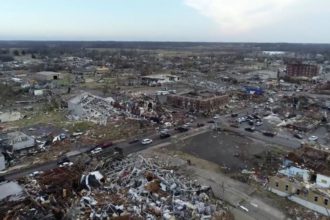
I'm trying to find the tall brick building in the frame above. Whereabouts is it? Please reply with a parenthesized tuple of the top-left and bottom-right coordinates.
(166, 91, 229, 113)
(286, 63, 319, 78)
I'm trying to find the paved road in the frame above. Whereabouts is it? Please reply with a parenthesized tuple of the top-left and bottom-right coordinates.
(1, 124, 208, 180)
(1, 111, 302, 181)
(215, 115, 302, 149)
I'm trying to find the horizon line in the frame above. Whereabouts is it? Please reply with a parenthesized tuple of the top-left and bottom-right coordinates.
(0, 40, 329, 45)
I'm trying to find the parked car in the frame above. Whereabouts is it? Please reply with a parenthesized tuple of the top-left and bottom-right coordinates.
(237, 116, 247, 123)
(0, 176, 5, 182)
(255, 120, 263, 126)
(245, 127, 255, 132)
(160, 133, 171, 139)
(129, 139, 139, 144)
(207, 120, 215, 124)
(231, 113, 238, 118)
(308, 135, 318, 141)
(160, 129, 169, 134)
(262, 131, 276, 137)
(197, 123, 205, 127)
(29, 171, 44, 177)
(91, 147, 102, 155)
(141, 139, 153, 145)
(248, 120, 254, 126)
(96, 141, 113, 149)
(183, 122, 192, 128)
(164, 122, 172, 128)
(59, 162, 74, 167)
(247, 115, 254, 120)
(57, 156, 70, 165)
(213, 114, 220, 119)
(294, 133, 303, 139)
(176, 127, 189, 132)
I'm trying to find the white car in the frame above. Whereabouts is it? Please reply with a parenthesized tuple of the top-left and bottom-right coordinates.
(160, 128, 169, 134)
(91, 147, 102, 155)
(308, 136, 318, 141)
(164, 122, 172, 128)
(141, 139, 153, 145)
(29, 171, 44, 177)
(59, 162, 74, 167)
(213, 114, 220, 119)
(183, 122, 192, 128)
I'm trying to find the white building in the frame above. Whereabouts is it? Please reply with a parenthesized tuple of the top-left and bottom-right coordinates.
(141, 74, 180, 86)
(316, 173, 330, 188)
(35, 71, 62, 81)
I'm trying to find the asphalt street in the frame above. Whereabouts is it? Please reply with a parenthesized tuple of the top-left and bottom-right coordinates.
(1, 113, 302, 180)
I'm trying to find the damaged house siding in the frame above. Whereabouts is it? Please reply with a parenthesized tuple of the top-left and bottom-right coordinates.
(4, 132, 36, 153)
(269, 176, 330, 216)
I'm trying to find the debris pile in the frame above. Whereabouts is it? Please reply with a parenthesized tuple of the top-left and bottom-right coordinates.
(68, 92, 118, 125)
(88, 155, 230, 219)
(0, 155, 232, 220)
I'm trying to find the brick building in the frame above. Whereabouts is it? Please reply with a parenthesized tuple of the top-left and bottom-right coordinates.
(166, 91, 229, 113)
(286, 63, 319, 78)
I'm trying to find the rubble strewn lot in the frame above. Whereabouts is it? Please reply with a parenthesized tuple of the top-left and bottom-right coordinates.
(173, 130, 283, 175)
(1, 42, 330, 219)
(0, 154, 233, 220)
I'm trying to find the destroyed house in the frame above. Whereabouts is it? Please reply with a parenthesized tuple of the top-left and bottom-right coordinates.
(68, 92, 116, 125)
(0, 131, 35, 153)
(268, 148, 330, 216)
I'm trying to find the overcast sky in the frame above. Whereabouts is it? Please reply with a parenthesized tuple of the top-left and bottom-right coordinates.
(1, 0, 329, 43)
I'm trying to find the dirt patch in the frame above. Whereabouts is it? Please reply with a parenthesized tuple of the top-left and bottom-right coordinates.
(169, 130, 281, 173)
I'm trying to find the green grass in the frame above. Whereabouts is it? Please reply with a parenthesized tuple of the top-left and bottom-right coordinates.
(9, 110, 67, 128)
(66, 121, 94, 133)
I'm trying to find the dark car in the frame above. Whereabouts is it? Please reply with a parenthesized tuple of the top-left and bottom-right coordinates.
(0, 175, 6, 182)
(160, 133, 171, 139)
(247, 115, 254, 120)
(294, 133, 303, 139)
(207, 120, 215, 124)
(248, 120, 254, 126)
(231, 113, 238, 118)
(96, 141, 113, 149)
(129, 139, 139, 144)
(245, 127, 255, 132)
(263, 131, 276, 137)
(176, 127, 189, 132)
(57, 156, 70, 165)
(197, 123, 205, 127)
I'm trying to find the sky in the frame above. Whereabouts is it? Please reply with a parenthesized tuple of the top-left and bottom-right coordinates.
(0, 0, 330, 43)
